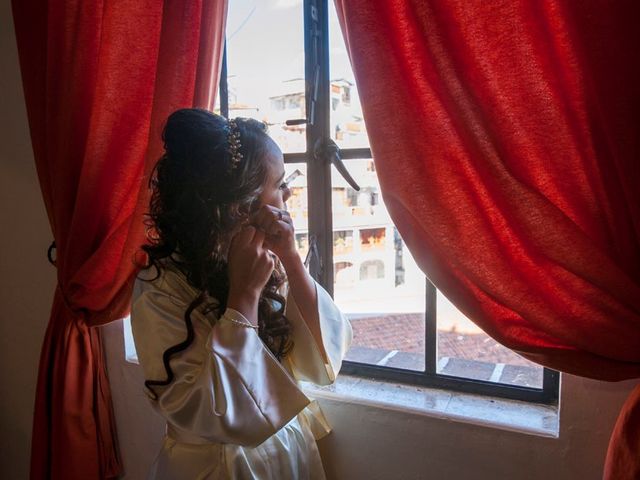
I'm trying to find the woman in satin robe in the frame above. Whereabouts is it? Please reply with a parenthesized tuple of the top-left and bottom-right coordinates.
(131, 108, 352, 479)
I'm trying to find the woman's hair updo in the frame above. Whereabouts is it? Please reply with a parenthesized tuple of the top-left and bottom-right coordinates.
(141, 108, 292, 400)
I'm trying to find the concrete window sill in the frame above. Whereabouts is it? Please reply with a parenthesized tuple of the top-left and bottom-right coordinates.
(301, 375, 560, 438)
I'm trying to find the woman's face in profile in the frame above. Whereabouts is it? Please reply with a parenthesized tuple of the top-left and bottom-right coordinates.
(257, 137, 291, 211)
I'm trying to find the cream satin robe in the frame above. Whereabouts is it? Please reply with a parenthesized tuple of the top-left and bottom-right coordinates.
(131, 265, 353, 480)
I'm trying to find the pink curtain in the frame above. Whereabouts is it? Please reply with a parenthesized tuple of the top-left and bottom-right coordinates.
(12, 1, 228, 478)
(334, 1, 640, 478)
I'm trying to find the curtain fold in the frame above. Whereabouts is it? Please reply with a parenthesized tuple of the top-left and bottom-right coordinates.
(12, 1, 228, 478)
(334, 0, 639, 478)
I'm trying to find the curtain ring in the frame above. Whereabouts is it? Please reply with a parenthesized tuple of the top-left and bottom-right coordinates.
(47, 241, 57, 266)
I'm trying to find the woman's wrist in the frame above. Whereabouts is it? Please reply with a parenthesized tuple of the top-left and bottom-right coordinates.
(279, 250, 304, 273)
(227, 288, 260, 326)
(280, 253, 312, 288)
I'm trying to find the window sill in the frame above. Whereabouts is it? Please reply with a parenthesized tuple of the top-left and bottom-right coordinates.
(301, 374, 560, 438)
(123, 317, 559, 438)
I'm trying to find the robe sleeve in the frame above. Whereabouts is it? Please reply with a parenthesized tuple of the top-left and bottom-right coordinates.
(131, 279, 310, 448)
(284, 280, 353, 385)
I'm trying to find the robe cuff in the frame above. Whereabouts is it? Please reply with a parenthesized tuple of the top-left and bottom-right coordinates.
(286, 282, 353, 385)
(211, 308, 311, 445)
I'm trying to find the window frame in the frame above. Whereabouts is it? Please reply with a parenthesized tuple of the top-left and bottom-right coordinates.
(219, 0, 559, 405)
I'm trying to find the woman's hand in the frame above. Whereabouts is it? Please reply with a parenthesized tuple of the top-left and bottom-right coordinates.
(227, 225, 274, 324)
(228, 225, 274, 295)
(249, 205, 298, 266)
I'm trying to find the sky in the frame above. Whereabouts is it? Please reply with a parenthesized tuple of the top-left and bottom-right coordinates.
(226, 0, 356, 112)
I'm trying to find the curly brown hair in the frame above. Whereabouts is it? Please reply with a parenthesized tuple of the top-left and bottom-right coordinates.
(141, 108, 292, 400)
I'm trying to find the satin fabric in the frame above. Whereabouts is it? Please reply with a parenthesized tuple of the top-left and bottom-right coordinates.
(11, 1, 228, 478)
(334, 1, 640, 477)
(131, 265, 352, 479)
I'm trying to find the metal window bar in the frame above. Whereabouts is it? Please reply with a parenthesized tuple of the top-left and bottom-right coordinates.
(219, 41, 229, 119)
(304, 0, 334, 292)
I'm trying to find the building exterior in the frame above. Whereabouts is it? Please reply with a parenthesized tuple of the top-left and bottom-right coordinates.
(266, 79, 420, 311)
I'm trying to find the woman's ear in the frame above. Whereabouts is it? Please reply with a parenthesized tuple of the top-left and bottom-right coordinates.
(248, 198, 262, 214)
(237, 200, 257, 220)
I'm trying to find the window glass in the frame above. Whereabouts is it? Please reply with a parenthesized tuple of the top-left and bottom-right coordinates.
(331, 160, 426, 371)
(214, 0, 557, 402)
(328, 2, 371, 149)
(437, 293, 544, 388)
(224, 0, 306, 153)
(285, 163, 309, 260)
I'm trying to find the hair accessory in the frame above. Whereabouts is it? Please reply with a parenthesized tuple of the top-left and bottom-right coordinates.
(227, 119, 243, 170)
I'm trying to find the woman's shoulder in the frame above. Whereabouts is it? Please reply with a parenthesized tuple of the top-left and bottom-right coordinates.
(130, 263, 213, 340)
(134, 261, 199, 307)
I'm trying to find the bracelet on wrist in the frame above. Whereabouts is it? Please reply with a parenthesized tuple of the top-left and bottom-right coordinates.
(222, 315, 259, 330)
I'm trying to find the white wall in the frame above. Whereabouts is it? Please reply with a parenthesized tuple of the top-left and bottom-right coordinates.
(316, 376, 636, 479)
(1, 3, 637, 479)
(0, 2, 57, 479)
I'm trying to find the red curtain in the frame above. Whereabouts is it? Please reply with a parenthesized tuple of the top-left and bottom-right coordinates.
(12, 1, 227, 478)
(335, 0, 640, 478)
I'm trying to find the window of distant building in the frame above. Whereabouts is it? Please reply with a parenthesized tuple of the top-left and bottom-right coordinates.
(360, 260, 385, 281)
(216, 0, 559, 404)
(333, 230, 353, 254)
(334, 261, 354, 285)
(360, 228, 385, 251)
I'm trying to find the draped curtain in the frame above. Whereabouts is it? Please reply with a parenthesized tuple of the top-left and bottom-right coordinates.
(334, 1, 640, 478)
(12, 1, 228, 478)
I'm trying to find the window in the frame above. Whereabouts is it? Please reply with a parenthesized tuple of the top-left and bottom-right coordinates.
(359, 260, 384, 281)
(333, 230, 353, 254)
(333, 261, 354, 286)
(359, 228, 385, 251)
(220, 0, 558, 404)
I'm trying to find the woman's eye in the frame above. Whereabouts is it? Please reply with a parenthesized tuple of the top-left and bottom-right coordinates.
(279, 182, 289, 190)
